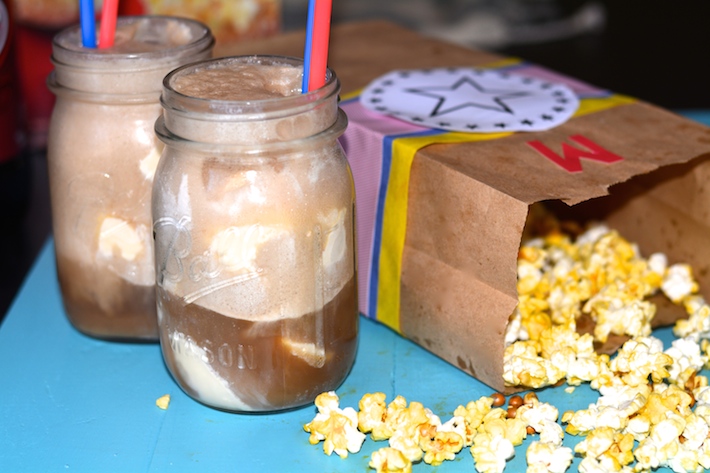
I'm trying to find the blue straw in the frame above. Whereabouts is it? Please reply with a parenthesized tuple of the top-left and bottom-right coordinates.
(301, 0, 316, 93)
(80, 0, 96, 48)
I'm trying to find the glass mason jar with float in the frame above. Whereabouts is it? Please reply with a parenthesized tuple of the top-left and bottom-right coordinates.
(46, 16, 214, 340)
(152, 55, 358, 412)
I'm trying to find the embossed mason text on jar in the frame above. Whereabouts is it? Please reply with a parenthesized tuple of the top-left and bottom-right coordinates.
(46, 16, 214, 340)
(153, 56, 358, 412)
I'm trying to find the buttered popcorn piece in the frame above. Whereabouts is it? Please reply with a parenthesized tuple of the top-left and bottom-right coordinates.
(664, 337, 709, 387)
(662, 264, 699, 303)
(470, 432, 515, 473)
(633, 411, 686, 470)
(525, 440, 573, 473)
(574, 427, 634, 471)
(358, 392, 388, 435)
(674, 296, 710, 341)
(453, 396, 495, 446)
(608, 336, 672, 387)
(419, 428, 464, 466)
(503, 340, 565, 389)
(303, 391, 366, 458)
(369, 447, 412, 473)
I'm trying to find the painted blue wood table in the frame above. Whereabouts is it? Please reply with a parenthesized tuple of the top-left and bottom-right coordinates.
(1, 109, 708, 472)
(0, 245, 691, 473)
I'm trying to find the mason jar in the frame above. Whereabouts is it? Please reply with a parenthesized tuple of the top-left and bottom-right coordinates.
(153, 56, 358, 412)
(46, 16, 214, 340)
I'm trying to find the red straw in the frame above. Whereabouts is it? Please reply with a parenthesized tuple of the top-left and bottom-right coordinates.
(98, 0, 119, 48)
(307, 0, 333, 91)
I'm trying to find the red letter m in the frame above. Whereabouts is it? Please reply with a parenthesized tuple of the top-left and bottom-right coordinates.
(526, 135, 624, 173)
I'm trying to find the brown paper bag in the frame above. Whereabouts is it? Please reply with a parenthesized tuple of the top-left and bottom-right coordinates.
(217, 21, 710, 392)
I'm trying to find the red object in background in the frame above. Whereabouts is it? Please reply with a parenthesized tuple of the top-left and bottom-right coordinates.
(1, 0, 30, 225)
(1, 0, 22, 163)
(14, 23, 55, 150)
(118, 0, 145, 15)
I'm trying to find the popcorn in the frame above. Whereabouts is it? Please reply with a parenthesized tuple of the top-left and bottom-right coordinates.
(503, 340, 565, 389)
(358, 392, 388, 435)
(304, 219, 710, 473)
(539, 324, 604, 386)
(419, 428, 464, 466)
(369, 447, 412, 473)
(470, 432, 515, 473)
(635, 385, 694, 428)
(674, 297, 710, 341)
(665, 337, 709, 387)
(608, 337, 672, 386)
(155, 394, 171, 410)
(303, 391, 366, 458)
(574, 427, 634, 471)
(453, 396, 494, 446)
(633, 412, 686, 470)
(525, 440, 573, 473)
(515, 399, 563, 446)
(584, 293, 655, 343)
(662, 264, 699, 303)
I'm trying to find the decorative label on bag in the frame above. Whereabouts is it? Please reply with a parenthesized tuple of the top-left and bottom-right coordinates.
(341, 59, 636, 332)
(361, 66, 580, 133)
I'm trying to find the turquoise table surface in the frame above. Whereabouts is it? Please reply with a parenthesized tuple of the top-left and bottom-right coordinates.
(0, 245, 690, 473)
(2, 109, 708, 472)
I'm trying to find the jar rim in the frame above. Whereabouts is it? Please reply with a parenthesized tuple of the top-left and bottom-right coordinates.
(155, 108, 348, 154)
(160, 55, 340, 122)
(51, 15, 214, 70)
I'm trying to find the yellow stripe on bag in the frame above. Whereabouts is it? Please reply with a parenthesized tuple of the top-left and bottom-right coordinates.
(374, 94, 637, 333)
(375, 131, 511, 332)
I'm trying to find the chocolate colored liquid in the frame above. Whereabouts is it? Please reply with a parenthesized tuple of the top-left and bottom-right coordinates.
(56, 254, 158, 339)
(159, 278, 357, 411)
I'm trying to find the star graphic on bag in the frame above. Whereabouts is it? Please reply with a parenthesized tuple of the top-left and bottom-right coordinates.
(404, 75, 530, 117)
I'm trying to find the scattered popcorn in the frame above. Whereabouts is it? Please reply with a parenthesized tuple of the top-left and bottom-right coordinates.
(515, 399, 563, 446)
(662, 264, 699, 303)
(526, 440, 573, 473)
(503, 340, 565, 389)
(609, 337, 672, 387)
(303, 391, 366, 458)
(369, 447, 412, 473)
(453, 396, 494, 446)
(674, 297, 710, 341)
(419, 428, 464, 465)
(470, 432, 515, 473)
(634, 412, 686, 470)
(574, 427, 634, 471)
(303, 219, 710, 473)
(665, 337, 709, 387)
(358, 392, 388, 435)
(155, 394, 171, 410)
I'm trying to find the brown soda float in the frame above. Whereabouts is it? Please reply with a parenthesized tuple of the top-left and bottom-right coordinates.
(46, 16, 214, 340)
(153, 56, 358, 411)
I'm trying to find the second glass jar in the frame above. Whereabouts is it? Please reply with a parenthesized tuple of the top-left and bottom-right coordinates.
(153, 56, 358, 412)
(46, 16, 214, 340)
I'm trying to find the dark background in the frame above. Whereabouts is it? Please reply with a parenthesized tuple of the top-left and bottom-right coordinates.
(1, 0, 709, 323)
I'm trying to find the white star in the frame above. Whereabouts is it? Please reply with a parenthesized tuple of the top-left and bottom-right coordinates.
(404, 76, 530, 117)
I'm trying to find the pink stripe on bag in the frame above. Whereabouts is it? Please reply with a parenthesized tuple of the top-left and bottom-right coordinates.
(338, 99, 429, 316)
